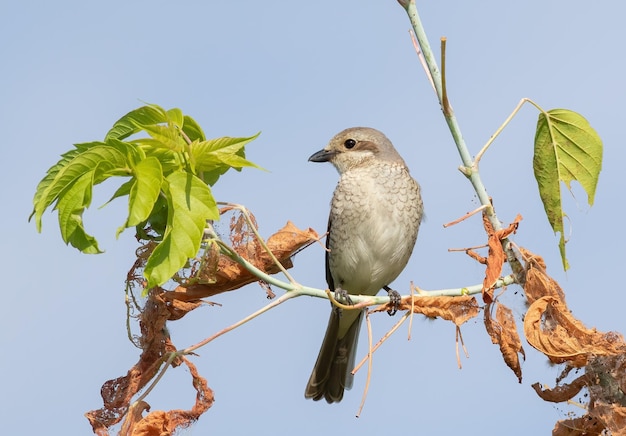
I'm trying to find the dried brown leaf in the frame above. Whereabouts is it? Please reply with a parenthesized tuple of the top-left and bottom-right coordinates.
(524, 296, 626, 366)
(374, 295, 479, 327)
(591, 401, 626, 436)
(587, 355, 626, 406)
(465, 249, 486, 264)
(519, 247, 566, 304)
(163, 221, 319, 304)
(552, 415, 605, 436)
(531, 376, 589, 403)
(477, 213, 521, 303)
(131, 357, 214, 436)
(484, 303, 525, 382)
(85, 291, 185, 433)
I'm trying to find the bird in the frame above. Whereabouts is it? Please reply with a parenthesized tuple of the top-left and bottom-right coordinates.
(305, 127, 424, 403)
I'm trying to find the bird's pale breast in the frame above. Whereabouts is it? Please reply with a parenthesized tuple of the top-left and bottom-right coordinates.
(327, 161, 422, 297)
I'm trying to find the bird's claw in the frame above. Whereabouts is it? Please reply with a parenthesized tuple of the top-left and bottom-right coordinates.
(334, 288, 353, 306)
(384, 286, 401, 316)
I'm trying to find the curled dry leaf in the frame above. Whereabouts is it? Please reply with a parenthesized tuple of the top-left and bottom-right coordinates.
(470, 213, 521, 303)
(86, 290, 180, 434)
(524, 296, 626, 366)
(531, 376, 589, 403)
(374, 295, 479, 327)
(590, 401, 626, 436)
(519, 247, 566, 304)
(484, 303, 525, 382)
(552, 415, 605, 436)
(128, 358, 214, 436)
(163, 221, 318, 303)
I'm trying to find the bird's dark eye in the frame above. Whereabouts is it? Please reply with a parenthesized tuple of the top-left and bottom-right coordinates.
(344, 139, 356, 149)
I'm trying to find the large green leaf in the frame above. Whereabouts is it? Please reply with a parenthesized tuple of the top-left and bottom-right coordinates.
(56, 170, 102, 254)
(534, 109, 603, 269)
(32, 142, 131, 232)
(116, 157, 163, 237)
(143, 171, 219, 288)
(30, 148, 83, 214)
(141, 123, 186, 151)
(105, 104, 168, 142)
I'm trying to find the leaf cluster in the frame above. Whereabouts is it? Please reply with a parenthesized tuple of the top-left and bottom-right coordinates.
(30, 104, 262, 288)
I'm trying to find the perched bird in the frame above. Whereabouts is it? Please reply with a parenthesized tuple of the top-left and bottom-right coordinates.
(305, 127, 424, 403)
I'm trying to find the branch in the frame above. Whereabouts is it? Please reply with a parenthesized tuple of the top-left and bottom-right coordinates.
(397, 0, 524, 280)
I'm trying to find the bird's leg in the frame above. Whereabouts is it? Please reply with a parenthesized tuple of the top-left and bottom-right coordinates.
(331, 287, 353, 318)
(333, 287, 353, 306)
(383, 285, 401, 316)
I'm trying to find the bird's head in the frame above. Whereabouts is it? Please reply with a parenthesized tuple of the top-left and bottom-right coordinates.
(308, 127, 405, 174)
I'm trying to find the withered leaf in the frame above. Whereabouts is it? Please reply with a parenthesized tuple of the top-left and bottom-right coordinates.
(131, 357, 214, 436)
(163, 221, 319, 303)
(476, 213, 521, 303)
(484, 303, 525, 382)
(519, 247, 566, 304)
(374, 295, 479, 327)
(524, 296, 626, 366)
(552, 415, 605, 436)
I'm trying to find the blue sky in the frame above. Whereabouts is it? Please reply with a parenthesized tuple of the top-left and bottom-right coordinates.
(1, 1, 624, 434)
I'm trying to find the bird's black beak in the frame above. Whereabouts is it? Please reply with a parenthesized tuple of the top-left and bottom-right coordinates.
(308, 148, 336, 163)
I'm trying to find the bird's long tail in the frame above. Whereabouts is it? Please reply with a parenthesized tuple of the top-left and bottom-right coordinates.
(304, 309, 363, 403)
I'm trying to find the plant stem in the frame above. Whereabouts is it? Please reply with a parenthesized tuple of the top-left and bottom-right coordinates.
(398, 0, 524, 278)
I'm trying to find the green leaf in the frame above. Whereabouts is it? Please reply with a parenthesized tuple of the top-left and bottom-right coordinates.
(105, 104, 168, 142)
(102, 178, 134, 208)
(116, 157, 163, 237)
(141, 124, 186, 151)
(182, 115, 206, 142)
(56, 170, 102, 254)
(30, 148, 83, 218)
(130, 141, 182, 173)
(135, 194, 168, 241)
(143, 171, 219, 288)
(190, 133, 263, 184)
(534, 109, 603, 270)
(166, 108, 184, 129)
(32, 142, 131, 232)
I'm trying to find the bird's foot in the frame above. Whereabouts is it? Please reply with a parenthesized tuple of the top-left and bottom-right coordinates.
(383, 286, 401, 316)
(334, 287, 353, 306)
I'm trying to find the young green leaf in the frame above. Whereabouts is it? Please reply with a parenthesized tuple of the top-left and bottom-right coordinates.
(143, 171, 219, 288)
(105, 105, 168, 142)
(182, 115, 206, 142)
(533, 109, 603, 270)
(56, 170, 102, 254)
(30, 148, 83, 216)
(141, 124, 186, 151)
(32, 142, 131, 232)
(116, 157, 163, 237)
(166, 108, 184, 129)
(190, 133, 263, 184)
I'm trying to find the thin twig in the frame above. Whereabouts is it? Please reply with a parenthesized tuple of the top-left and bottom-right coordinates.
(132, 351, 179, 405)
(219, 202, 297, 284)
(352, 311, 411, 374)
(409, 29, 436, 94)
(443, 204, 489, 228)
(448, 243, 489, 252)
(474, 98, 531, 167)
(356, 312, 374, 418)
(441, 37, 452, 116)
(183, 291, 299, 354)
(408, 281, 416, 340)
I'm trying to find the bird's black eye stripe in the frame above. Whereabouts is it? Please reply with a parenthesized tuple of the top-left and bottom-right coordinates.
(344, 139, 356, 149)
